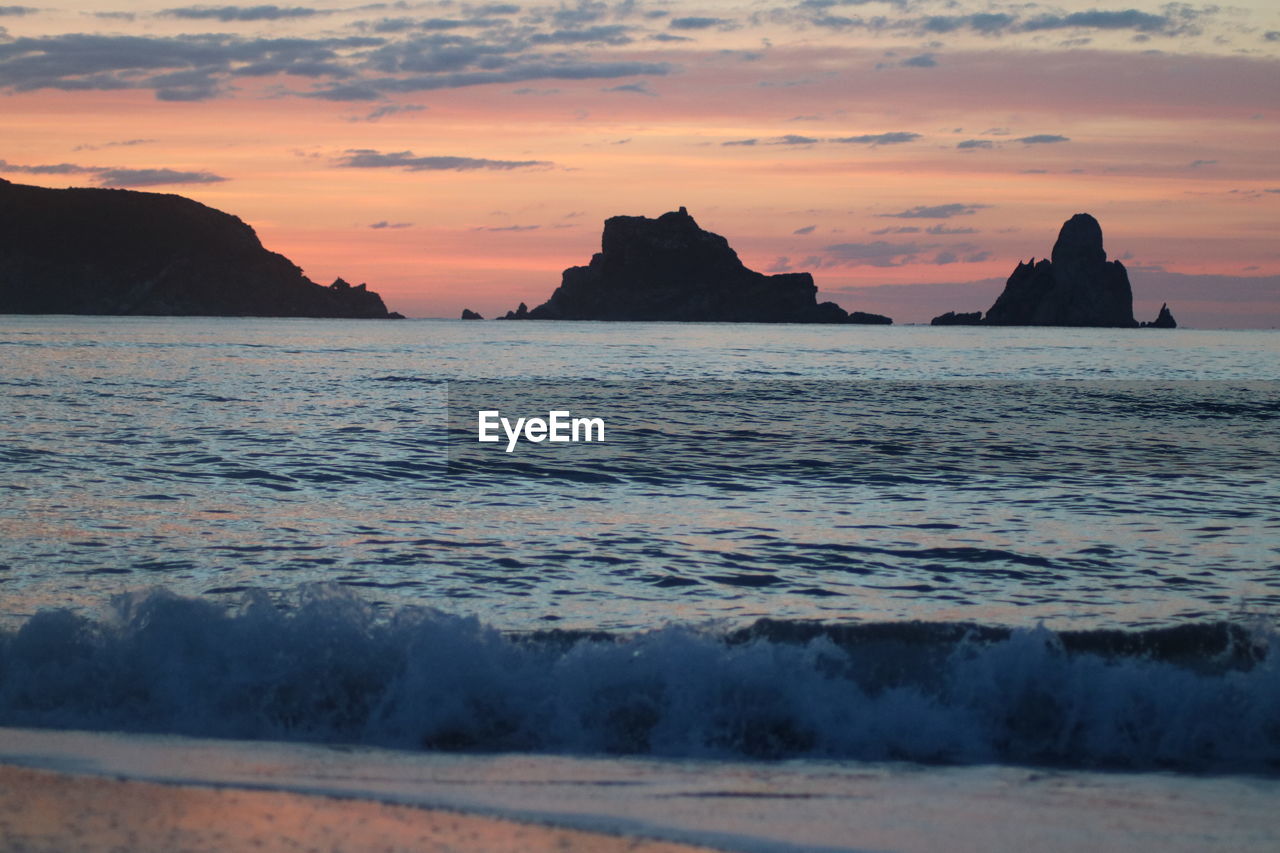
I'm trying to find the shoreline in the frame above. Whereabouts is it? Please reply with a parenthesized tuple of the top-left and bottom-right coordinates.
(0, 763, 716, 853)
(3, 727, 1279, 853)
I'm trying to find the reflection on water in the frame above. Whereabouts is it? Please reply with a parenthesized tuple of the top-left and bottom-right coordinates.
(1, 316, 1278, 631)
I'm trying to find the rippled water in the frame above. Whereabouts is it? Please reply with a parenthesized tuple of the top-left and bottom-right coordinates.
(2, 316, 1276, 631)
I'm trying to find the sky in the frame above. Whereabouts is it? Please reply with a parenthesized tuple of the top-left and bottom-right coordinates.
(1, 0, 1278, 325)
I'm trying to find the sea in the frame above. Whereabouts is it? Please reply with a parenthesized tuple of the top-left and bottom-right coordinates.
(1, 315, 1279, 845)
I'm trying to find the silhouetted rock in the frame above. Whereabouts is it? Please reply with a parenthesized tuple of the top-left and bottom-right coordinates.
(0, 180, 402, 318)
(847, 311, 893, 325)
(931, 310, 983, 326)
(1142, 303, 1177, 328)
(461, 308, 484, 320)
(503, 208, 890, 324)
(497, 302, 529, 320)
(984, 213, 1137, 327)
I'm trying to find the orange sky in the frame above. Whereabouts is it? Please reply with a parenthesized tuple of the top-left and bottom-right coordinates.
(1, 1, 1278, 324)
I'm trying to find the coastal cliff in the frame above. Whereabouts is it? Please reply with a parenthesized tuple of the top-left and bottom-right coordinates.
(0, 179, 402, 318)
(931, 213, 1174, 328)
(503, 208, 891, 324)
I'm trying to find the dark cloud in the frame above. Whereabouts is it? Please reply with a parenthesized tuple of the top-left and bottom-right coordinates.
(801, 6, 1212, 39)
(901, 53, 936, 68)
(1189, 159, 1217, 168)
(649, 33, 693, 42)
(369, 220, 413, 228)
(956, 139, 994, 150)
(870, 226, 920, 235)
(336, 149, 552, 171)
(475, 224, 540, 231)
(793, 225, 816, 235)
(0, 158, 227, 186)
(530, 25, 633, 46)
(879, 203, 988, 219)
(0, 25, 669, 102)
(1015, 134, 1070, 144)
(722, 138, 757, 146)
(669, 16, 729, 30)
(96, 168, 226, 187)
(926, 224, 977, 235)
(822, 240, 925, 267)
(0, 33, 384, 100)
(1265, 31, 1279, 41)
(1022, 10, 1171, 34)
(830, 132, 920, 145)
(162, 6, 322, 22)
(772, 134, 817, 144)
(0, 6, 35, 15)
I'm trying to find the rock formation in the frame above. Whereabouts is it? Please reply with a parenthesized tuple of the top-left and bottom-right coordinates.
(501, 207, 891, 324)
(0, 178, 402, 318)
(1142, 303, 1177, 328)
(930, 310, 984, 326)
(985, 213, 1137, 327)
(931, 213, 1174, 328)
(460, 308, 484, 320)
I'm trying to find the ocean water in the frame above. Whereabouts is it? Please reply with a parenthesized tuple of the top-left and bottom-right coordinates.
(1, 316, 1279, 773)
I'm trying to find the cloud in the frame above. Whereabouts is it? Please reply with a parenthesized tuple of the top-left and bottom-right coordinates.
(772, 134, 818, 144)
(669, 16, 731, 30)
(901, 53, 936, 68)
(926, 224, 977, 234)
(370, 220, 413, 229)
(530, 25, 633, 46)
(336, 149, 552, 171)
(1266, 31, 1280, 41)
(73, 138, 154, 151)
(0, 158, 227, 186)
(1189, 159, 1217, 168)
(822, 240, 925, 267)
(1015, 134, 1070, 144)
(161, 6, 322, 22)
(0, 6, 36, 16)
(878, 203, 988, 219)
(0, 27, 671, 102)
(793, 225, 816, 235)
(870, 226, 920, 235)
(829, 132, 920, 145)
(956, 139, 994, 150)
(722, 138, 757, 146)
(474, 224, 540, 231)
(95, 168, 226, 187)
(601, 81, 655, 95)
(353, 103, 426, 121)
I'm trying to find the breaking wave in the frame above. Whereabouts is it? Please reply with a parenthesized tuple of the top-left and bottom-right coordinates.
(2, 586, 1278, 773)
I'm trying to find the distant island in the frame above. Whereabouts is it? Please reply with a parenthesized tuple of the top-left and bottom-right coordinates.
(931, 213, 1176, 328)
(0, 178, 402, 319)
(476, 208, 891, 324)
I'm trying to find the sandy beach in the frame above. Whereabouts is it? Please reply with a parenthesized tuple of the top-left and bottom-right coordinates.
(3, 727, 1279, 853)
(0, 763, 715, 853)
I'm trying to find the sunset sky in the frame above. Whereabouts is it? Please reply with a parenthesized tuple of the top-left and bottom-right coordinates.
(2, 0, 1278, 325)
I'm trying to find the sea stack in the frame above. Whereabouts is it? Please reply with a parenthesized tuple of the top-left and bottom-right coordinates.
(986, 213, 1136, 327)
(0, 179, 402, 318)
(930, 213, 1168, 328)
(501, 208, 890, 324)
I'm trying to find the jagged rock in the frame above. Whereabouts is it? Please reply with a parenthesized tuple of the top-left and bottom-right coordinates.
(984, 213, 1137, 327)
(1141, 303, 1177, 328)
(460, 308, 484, 320)
(847, 311, 893, 325)
(0, 180, 402, 318)
(931, 310, 984, 326)
(502, 207, 890, 324)
(497, 302, 529, 320)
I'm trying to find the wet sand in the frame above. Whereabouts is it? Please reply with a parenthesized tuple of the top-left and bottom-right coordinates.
(0, 763, 716, 853)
